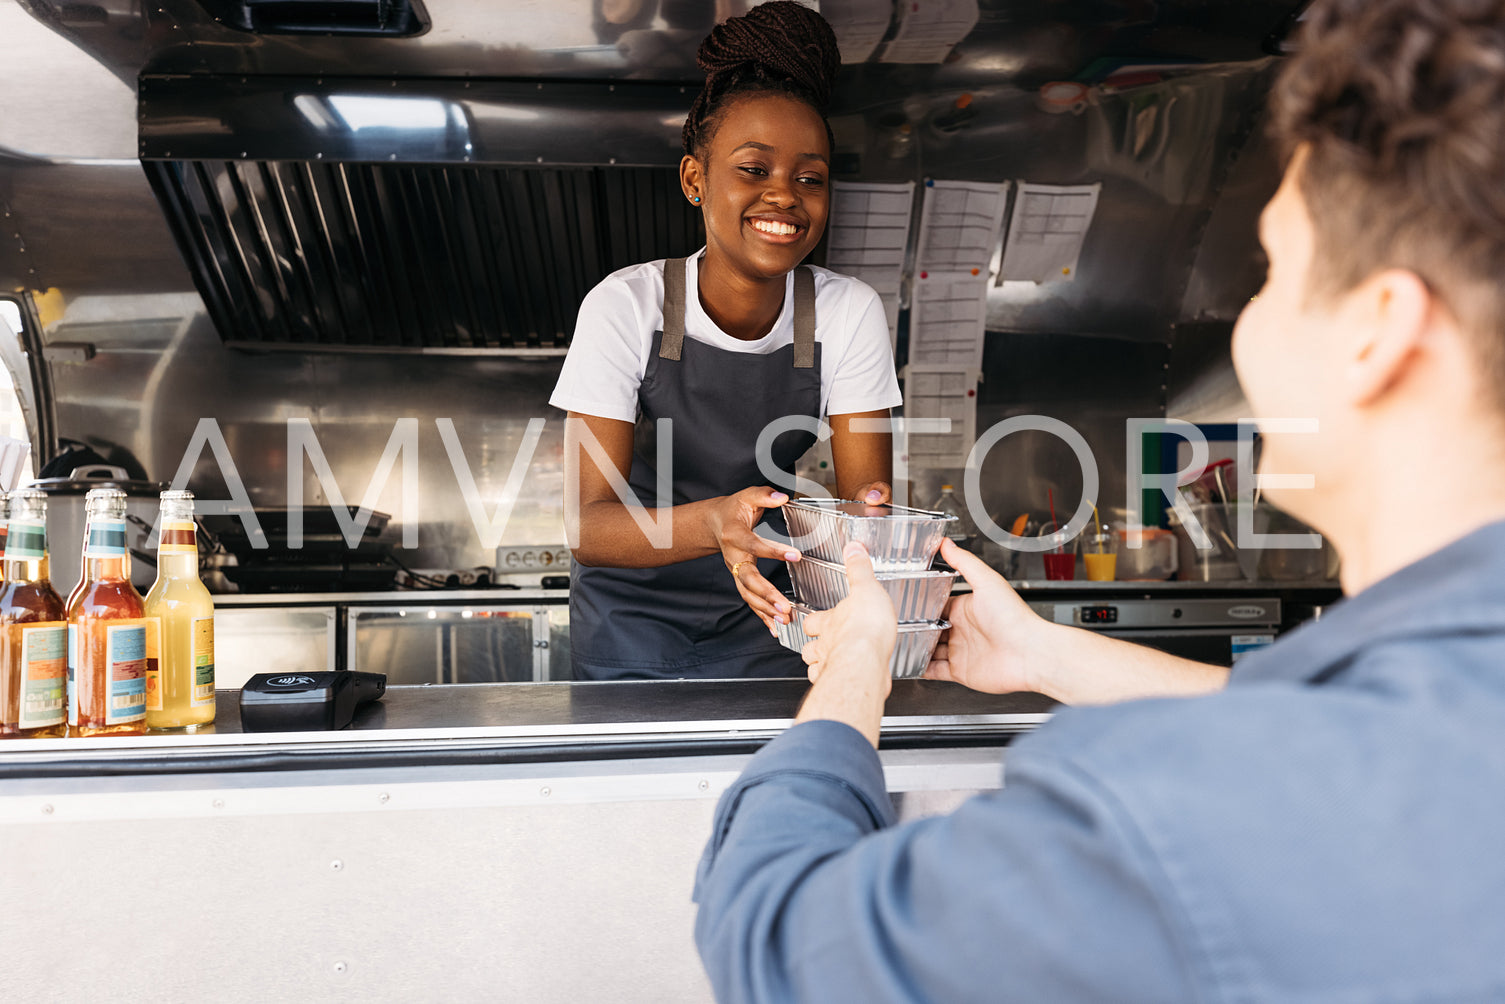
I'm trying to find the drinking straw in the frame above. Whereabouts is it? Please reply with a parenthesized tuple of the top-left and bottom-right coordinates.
(1048, 489, 1059, 553)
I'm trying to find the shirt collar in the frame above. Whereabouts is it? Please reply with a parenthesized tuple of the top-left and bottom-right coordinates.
(1231, 519, 1505, 686)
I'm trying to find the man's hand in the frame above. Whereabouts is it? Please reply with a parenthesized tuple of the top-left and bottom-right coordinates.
(924, 539, 1048, 694)
(704, 486, 802, 628)
(928, 539, 1231, 704)
(794, 541, 897, 746)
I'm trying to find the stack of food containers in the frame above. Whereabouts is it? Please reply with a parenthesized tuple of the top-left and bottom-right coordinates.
(774, 499, 957, 678)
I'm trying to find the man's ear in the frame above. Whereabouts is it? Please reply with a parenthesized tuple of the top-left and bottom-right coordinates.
(680, 155, 704, 204)
(1343, 268, 1432, 407)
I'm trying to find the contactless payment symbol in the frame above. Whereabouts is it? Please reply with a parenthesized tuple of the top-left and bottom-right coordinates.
(269, 675, 318, 688)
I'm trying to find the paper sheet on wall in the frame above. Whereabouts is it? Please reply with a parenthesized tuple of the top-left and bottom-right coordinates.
(916, 179, 1009, 273)
(826, 180, 915, 346)
(880, 0, 981, 64)
(909, 270, 987, 368)
(824, 0, 895, 63)
(998, 182, 1101, 284)
(901, 364, 980, 471)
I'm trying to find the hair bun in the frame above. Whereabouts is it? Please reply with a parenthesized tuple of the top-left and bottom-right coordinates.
(696, 1, 841, 109)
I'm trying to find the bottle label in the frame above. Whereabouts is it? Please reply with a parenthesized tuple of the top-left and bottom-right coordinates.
(192, 617, 215, 707)
(158, 520, 197, 555)
(67, 623, 78, 727)
(104, 621, 147, 725)
(17, 623, 66, 729)
(145, 617, 162, 712)
(5, 519, 44, 561)
(84, 519, 128, 559)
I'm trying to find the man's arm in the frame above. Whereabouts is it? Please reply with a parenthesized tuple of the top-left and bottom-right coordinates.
(928, 540, 1230, 706)
(694, 719, 1199, 1003)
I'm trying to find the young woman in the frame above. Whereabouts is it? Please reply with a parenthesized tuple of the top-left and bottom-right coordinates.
(550, 2, 902, 680)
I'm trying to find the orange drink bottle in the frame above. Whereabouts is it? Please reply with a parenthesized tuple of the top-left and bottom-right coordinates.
(67, 489, 148, 737)
(0, 490, 67, 738)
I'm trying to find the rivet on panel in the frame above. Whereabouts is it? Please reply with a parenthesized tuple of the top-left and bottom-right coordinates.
(331, 859, 344, 871)
(41, 804, 53, 815)
(698, 779, 709, 791)
(540, 786, 551, 797)
(378, 792, 390, 804)
(212, 798, 225, 808)
(333, 961, 348, 975)
(389, 154, 397, 161)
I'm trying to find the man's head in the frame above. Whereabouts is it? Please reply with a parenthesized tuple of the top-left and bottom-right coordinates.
(1233, 0, 1505, 530)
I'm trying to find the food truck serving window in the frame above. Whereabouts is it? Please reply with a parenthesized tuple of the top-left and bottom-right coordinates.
(0, 299, 36, 484)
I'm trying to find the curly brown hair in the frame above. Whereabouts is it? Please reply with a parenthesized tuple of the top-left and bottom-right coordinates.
(1271, 0, 1505, 394)
(681, 1, 841, 159)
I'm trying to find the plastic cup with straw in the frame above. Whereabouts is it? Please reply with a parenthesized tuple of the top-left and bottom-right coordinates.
(1041, 488, 1076, 580)
(1083, 503, 1118, 581)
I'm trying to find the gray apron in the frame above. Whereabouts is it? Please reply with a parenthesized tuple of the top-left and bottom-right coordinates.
(570, 257, 821, 680)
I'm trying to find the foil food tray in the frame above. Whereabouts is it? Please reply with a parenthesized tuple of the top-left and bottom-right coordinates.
(788, 554, 956, 622)
(773, 602, 948, 680)
(782, 499, 956, 571)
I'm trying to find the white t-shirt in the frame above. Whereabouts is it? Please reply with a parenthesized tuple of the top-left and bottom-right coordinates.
(549, 251, 903, 422)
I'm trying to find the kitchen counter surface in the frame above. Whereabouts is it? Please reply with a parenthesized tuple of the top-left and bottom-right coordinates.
(0, 680, 1055, 779)
(210, 579, 1342, 606)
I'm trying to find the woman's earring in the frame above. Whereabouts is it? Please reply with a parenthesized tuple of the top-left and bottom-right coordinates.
(691, 195, 701, 204)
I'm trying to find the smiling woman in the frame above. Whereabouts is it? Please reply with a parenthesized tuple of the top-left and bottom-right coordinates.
(549, 1, 903, 681)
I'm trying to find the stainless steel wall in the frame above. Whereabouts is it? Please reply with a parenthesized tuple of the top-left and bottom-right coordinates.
(0, 0, 1295, 572)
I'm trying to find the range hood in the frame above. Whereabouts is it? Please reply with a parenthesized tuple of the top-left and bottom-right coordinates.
(145, 157, 702, 351)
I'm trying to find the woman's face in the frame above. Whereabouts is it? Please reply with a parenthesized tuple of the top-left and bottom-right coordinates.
(682, 93, 831, 283)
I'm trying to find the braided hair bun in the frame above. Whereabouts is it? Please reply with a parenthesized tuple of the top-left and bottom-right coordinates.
(682, 2, 841, 157)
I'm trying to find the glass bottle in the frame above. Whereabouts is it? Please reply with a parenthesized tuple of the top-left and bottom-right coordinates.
(0, 490, 66, 738)
(67, 489, 147, 737)
(144, 490, 215, 731)
(0, 489, 10, 590)
(931, 483, 980, 553)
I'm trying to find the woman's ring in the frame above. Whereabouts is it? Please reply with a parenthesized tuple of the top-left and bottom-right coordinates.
(731, 560, 751, 580)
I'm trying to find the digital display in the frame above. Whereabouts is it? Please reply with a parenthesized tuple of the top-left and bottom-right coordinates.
(1080, 605, 1118, 624)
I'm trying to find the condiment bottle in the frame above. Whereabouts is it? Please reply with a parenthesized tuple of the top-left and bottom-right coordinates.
(931, 484, 980, 553)
(144, 490, 215, 731)
(67, 488, 147, 737)
(0, 490, 67, 738)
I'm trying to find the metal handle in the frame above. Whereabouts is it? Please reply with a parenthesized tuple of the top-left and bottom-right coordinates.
(69, 464, 128, 480)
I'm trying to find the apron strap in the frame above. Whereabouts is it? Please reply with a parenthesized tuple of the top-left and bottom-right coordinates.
(793, 265, 816, 369)
(659, 256, 688, 361)
(661, 257, 814, 368)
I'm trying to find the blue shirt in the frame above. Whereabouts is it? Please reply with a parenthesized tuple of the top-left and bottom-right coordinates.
(694, 521, 1505, 1002)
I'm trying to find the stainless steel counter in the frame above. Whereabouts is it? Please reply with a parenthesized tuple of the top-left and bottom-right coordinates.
(208, 580, 1340, 605)
(212, 587, 569, 606)
(0, 680, 1055, 777)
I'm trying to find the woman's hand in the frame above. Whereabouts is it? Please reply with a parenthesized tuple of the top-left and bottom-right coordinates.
(847, 480, 892, 506)
(704, 486, 803, 629)
(923, 538, 1050, 694)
